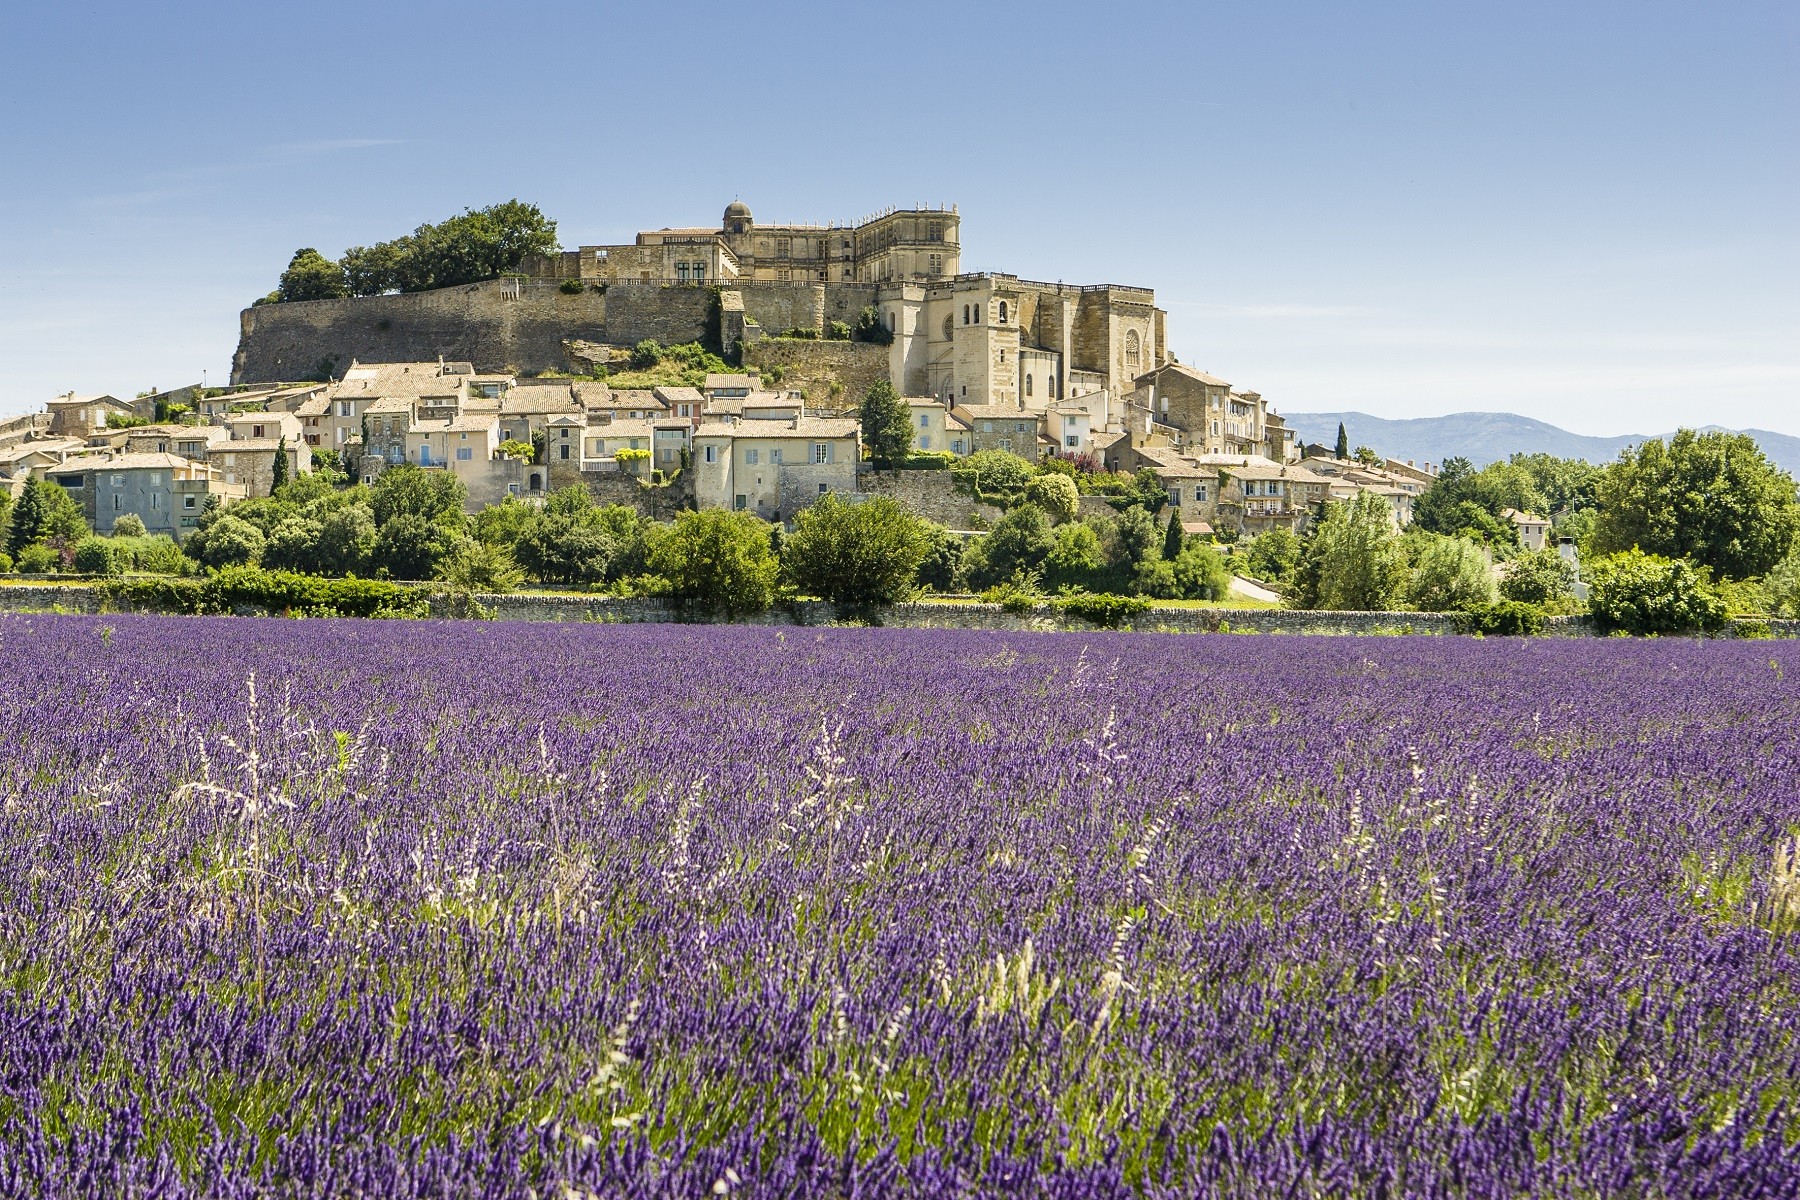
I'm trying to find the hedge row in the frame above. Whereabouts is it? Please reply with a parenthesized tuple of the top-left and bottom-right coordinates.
(103, 567, 428, 619)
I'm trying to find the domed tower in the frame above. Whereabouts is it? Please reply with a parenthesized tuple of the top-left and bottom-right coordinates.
(723, 200, 753, 237)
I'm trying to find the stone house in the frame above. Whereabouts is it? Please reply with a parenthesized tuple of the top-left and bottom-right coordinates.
(404, 414, 526, 509)
(654, 386, 706, 423)
(0, 439, 86, 498)
(1126, 364, 1275, 458)
(905, 398, 965, 455)
(1505, 508, 1551, 551)
(952, 404, 1040, 459)
(46, 394, 137, 439)
(692, 416, 860, 521)
(45, 452, 244, 539)
(122, 425, 228, 461)
(703, 373, 761, 400)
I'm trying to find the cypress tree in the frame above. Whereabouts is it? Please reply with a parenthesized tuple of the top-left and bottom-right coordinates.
(1163, 507, 1185, 561)
(1335, 423, 1349, 460)
(272, 435, 291, 491)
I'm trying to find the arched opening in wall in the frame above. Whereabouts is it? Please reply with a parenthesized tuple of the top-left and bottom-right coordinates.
(962, 305, 970, 325)
(1025, 375, 1033, 397)
(1124, 329, 1142, 370)
(529, 472, 543, 492)
(974, 304, 983, 324)
(943, 314, 954, 341)
(998, 301, 1008, 323)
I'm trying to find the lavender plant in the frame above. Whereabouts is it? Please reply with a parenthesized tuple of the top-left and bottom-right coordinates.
(1, 614, 1798, 1196)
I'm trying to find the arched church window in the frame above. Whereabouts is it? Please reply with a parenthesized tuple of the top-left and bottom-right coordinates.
(1025, 375, 1033, 397)
(998, 301, 1008, 323)
(1124, 329, 1142, 368)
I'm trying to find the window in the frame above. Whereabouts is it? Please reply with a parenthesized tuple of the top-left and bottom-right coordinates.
(999, 350, 1006, 363)
(999, 439, 1013, 452)
(508, 483, 520, 495)
(974, 304, 983, 324)
(811, 443, 829, 464)
(1025, 375, 1033, 397)
(150, 494, 161, 510)
(660, 448, 674, 463)
(183, 495, 197, 510)
(918, 435, 931, 450)
(777, 239, 791, 258)
(459, 432, 468, 441)
(1169, 488, 1182, 507)
(703, 445, 718, 464)
(770, 448, 782, 464)
(919, 414, 930, 428)
(734, 494, 748, 510)
(149, 472, 162, 485)
(998, 301, 1007, 323)
(456, 447, 473, 461)
(942, 314, 954, 341)
(980, 421, 993, 433)
(1065, 436, 1079, 448)
(745, 448, 759, 465)
(952, 439, 966, 454)
(109, 474, 123, 487)
(560, 428, 570, 438)
(818, 483, 828, 494)
(1014, 422, 1029, 433)
(559, 444, 570, 460)
(224, 454, 236, 466)
(1196, 485, 1209, 502)
(963, 305, 970, 325)
(679, 403, 692, 417)
(112, 494, 121, 511)
(1124, 329, 1141, 369)
(337, 401, 352, 417)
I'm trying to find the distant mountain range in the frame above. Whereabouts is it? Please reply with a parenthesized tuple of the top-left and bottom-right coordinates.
(1281, 412, 1800, 477)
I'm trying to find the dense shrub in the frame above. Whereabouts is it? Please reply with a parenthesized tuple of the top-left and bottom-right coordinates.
(1057, 592, 1150, 628)
(72, 537, 130, 577)
(1586, 549, 1726, 636)
(648, 509, 778, 616)
(559, 278, 585, 294)
(1499, 546, 1576, 605)
(1024, 474, 1079, 524)
(1406, 534, 1497, 612)
(15, 544, 58, 574)
(1453, 601, 1548, 637)
(104, 568, 427, 618)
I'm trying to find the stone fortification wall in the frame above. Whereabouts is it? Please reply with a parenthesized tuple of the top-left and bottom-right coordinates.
(579, 469, 694, 520)
(743, 339, 888, 408)
(856, 469, 1004, 530)
(601, 282, 712, 347)
(232, 278, 895, 387)
(232, 281, 611, 382)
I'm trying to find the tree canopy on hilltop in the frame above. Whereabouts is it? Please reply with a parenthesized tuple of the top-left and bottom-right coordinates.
(262, 202, 560, 302)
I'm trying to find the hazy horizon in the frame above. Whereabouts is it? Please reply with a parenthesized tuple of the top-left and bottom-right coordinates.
(2, 1, 1794, 437)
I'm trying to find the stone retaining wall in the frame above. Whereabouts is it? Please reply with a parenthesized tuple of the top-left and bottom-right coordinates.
(4, 583, 1797, 639)
(856, 469, 1004, 531)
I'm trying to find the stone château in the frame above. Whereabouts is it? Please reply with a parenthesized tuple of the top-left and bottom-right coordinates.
(233, 200, 1169, 412)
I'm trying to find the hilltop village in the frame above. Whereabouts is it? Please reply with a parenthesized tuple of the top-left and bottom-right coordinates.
(4, 200, 1440, 546)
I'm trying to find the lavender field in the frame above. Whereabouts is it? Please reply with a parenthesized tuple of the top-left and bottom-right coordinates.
(2, 615, 1799, 1197)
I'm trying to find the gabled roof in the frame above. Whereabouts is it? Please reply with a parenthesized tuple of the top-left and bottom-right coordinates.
(953, 404, 1036, 421)
(50, 452, 197, 473)
(1138, 363, 1230, 388)
(704, 373, 760, 390)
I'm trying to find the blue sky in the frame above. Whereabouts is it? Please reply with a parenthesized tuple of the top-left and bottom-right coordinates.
(1, 1, 1794, 436)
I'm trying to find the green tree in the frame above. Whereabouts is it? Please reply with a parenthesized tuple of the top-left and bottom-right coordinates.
(187, 514, 266, 570)
(1162, 508, 1185, 561)
(5, 479, 87, 555)
(1295, 492, 1407, 611)
(1499, 547, 1576, 605)
(1586, 548, 1726, 635)
(958, 450, 1035, 495)
(1335, 422, 1349, 460)
(513, 505, 616, 585)
(112, 513, 147, 538)
(648, 509, 779, 615)
(966, 504, 1054, 589)
(1354, 446, 1380, 467)
(1044, 522, 1105, 591)
(370, 464, 467, 530)
(472, 495, 537, 547)
(371, 514, 454, 580)
(781, 494, 930, 606)
(276, 248, 349, 302)
(262, 516, 325, 574)
(1025, 473, 1079, 524)
(1592, 429, 1800, 580)
(272, 436, 291, 490)
(1405, 534, 1497, 612)
(1764, 549, 1800, 619)
(314, 505, 377, 575)
(859, 380, 912, 469)
(335, 201, 559, 295)
(914, 524, 967, 593)
(1171, 540, 1232, 600)
(1104, 506, 1161, 572)
(438, 539, 525, 593)
(1243, 528, 1302, 587)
